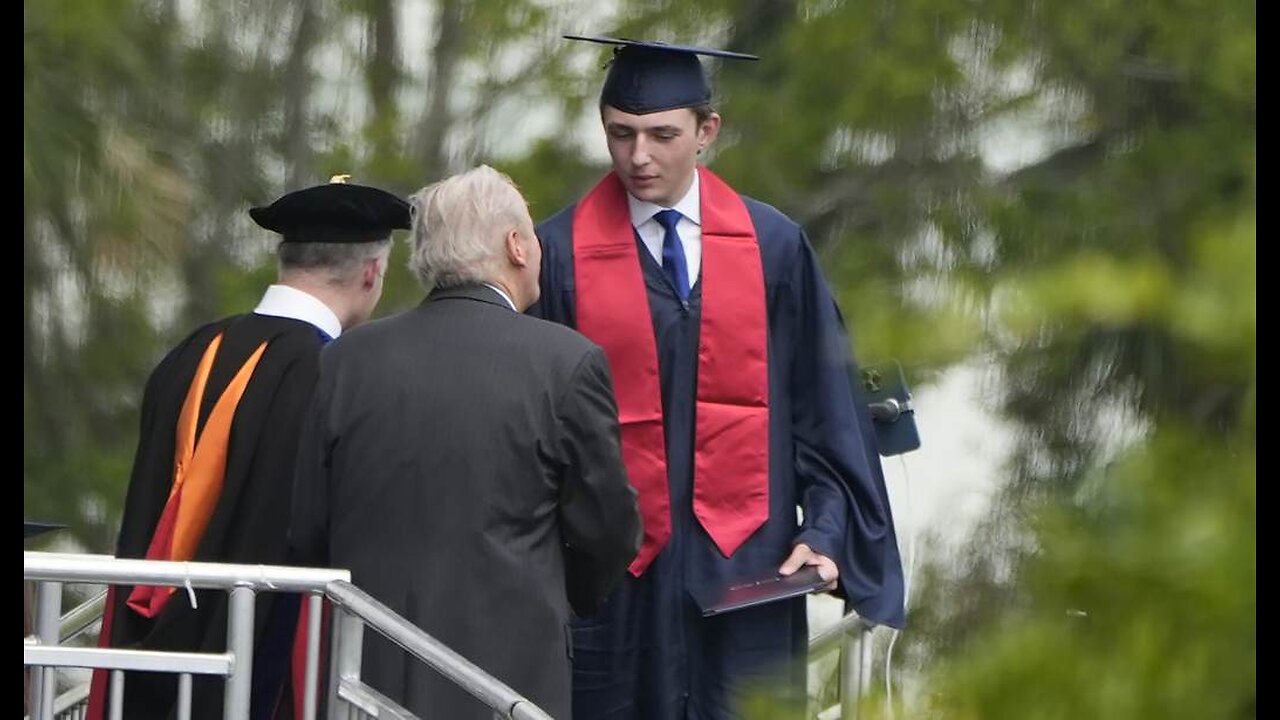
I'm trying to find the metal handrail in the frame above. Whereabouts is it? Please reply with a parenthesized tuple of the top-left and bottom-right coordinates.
(27, 645, 235, 674)
(808, 610, 878, 720)
(25, 552, 351, 591)
(325, 580, 555, 720)
(24, 553, 342, 720)
(28, 551, 882, 720)
(59, 590, 107, 642)
(25, 551, 556, 720)
(809, 610, 874, 656)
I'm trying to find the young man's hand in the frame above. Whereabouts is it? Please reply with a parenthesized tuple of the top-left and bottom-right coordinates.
(778, 543, 839, 591)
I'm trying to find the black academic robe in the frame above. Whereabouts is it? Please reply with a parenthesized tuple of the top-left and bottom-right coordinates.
(534, 189, 906, 720)
(100, 313, 324, 720)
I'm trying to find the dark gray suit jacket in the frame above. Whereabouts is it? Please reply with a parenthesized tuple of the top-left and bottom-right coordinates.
(291, 284, 640, 720)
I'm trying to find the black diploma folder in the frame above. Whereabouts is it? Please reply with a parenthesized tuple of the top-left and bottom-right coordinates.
(692, 566, 828, 617)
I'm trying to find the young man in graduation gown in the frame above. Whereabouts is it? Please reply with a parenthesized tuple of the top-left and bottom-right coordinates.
(87, 178, 410, 720)
(289, 166, 642, 720)
(533, 38, 907, 719)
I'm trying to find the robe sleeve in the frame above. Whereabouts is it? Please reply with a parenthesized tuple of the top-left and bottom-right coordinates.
(787, 230, 905, 627)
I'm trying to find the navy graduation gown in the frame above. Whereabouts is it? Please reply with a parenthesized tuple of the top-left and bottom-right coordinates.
(534, 192, 904, 719)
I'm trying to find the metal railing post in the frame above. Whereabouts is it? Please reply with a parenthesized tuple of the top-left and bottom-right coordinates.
(335, 605, 365, 684)
(31, 580, 63, 720)
(859, 629, 874, 702)
(109, 670, 125, 720)
(304, 593, 323, 720)
(178, 673, 193, 720)
(326, 606, 355, 720)
(839, 627, 864, 720)
(224, 585, 257, 719)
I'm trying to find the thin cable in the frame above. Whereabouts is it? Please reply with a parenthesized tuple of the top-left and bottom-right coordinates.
(257, 564, 279, 591)
(885, 455, 916, 718)
(183, 563, 199, 609)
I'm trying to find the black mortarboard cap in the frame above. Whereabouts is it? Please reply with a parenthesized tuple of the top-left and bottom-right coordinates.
(565, 35, 758, 115)
(24, 521, 67, 540)
(250, 176, 412, 244)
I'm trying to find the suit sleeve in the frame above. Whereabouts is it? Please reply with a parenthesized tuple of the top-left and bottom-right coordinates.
(556, 345, 642, 617)
(788, 230, 906, 627)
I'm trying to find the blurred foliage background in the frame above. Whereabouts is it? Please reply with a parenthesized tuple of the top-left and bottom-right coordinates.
(25, 0, 1253, 715)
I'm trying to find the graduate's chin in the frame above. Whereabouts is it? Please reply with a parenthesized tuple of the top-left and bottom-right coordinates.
(627, 182, 669, 205)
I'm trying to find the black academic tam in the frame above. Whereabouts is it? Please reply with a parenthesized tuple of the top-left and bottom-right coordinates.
(250, 181, 411, 245)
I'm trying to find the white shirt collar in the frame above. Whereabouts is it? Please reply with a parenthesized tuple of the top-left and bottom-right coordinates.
(253, 284, 343, 339)
(482, 283, 518, 311)
(627, 170, 701, 228)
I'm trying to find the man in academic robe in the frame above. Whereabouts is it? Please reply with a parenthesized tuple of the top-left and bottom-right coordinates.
(533, 37, 907, 719)
(289, 165, 642, 720)
(87, 178, 410, 720)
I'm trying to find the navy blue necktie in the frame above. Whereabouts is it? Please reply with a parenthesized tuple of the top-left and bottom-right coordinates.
(654, 209, 690, 300)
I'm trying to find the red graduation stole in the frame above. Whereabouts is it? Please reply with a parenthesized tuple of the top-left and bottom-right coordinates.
(126, 332, 268, 617)
(573, 166, 769, 576)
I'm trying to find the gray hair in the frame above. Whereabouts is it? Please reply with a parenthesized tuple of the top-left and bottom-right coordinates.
(407, 165, 529, 292)
(278, 239, 391, 285)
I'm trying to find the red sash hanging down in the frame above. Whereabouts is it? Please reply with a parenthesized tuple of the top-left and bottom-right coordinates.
(573, 166, 770, 576)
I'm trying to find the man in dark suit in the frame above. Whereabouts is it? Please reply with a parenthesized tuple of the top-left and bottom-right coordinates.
(290, 165, 642, 719)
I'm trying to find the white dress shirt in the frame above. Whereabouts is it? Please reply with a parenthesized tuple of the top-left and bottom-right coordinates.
(253, 284, 343, 339)
(482, 283, 518, 311)
(627, 171, 702, 284)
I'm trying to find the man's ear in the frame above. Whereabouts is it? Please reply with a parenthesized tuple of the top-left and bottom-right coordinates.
(506, 228, 527, 268)
(362, 255, 382, 289)
(697, 112, 722, 152)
